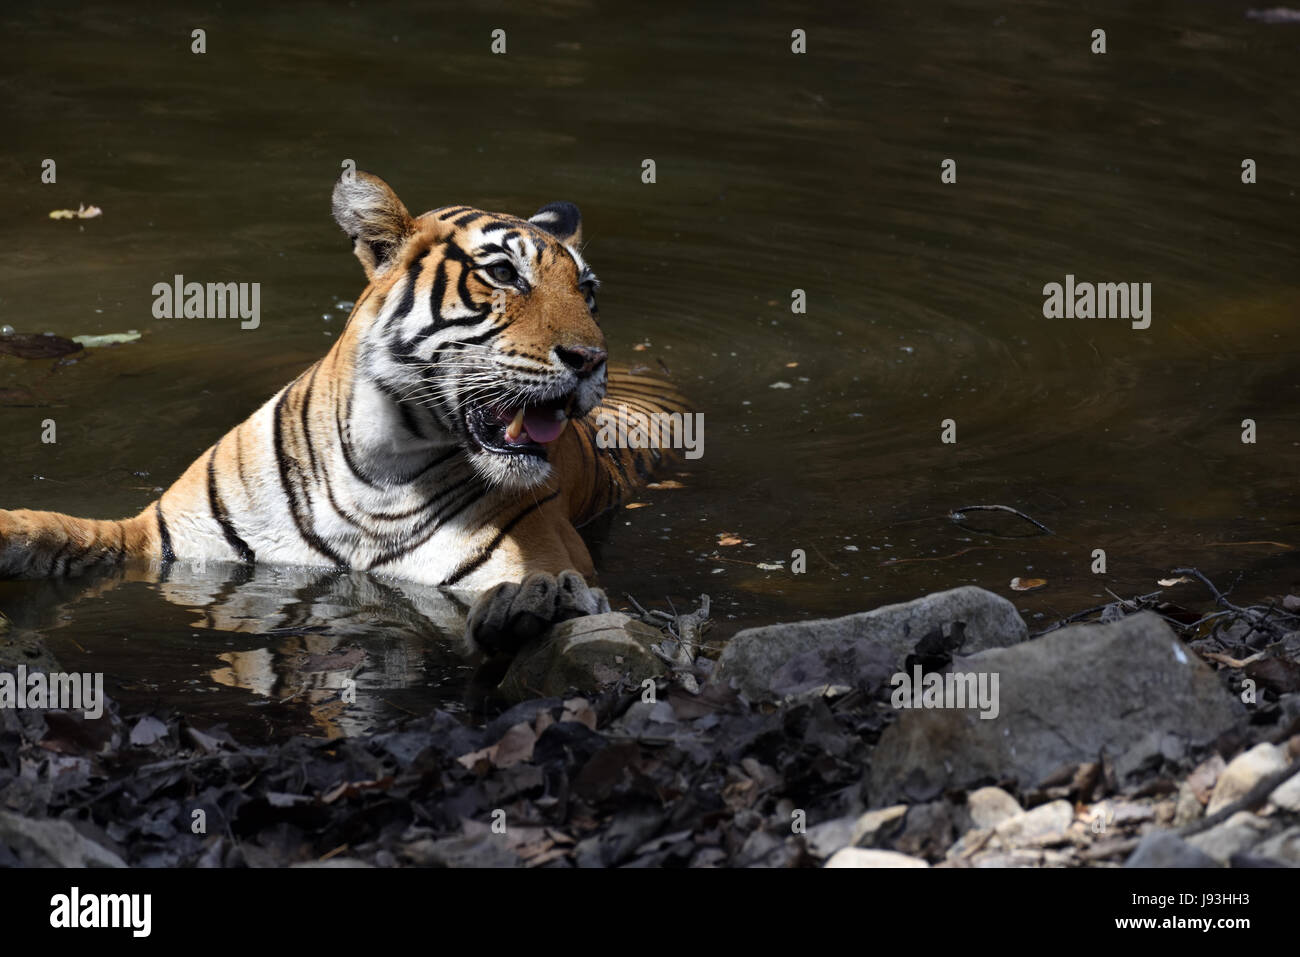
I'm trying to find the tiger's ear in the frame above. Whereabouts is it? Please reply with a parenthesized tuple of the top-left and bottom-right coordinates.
(332, 171, 415, 279)
(529, 202, 582, 247)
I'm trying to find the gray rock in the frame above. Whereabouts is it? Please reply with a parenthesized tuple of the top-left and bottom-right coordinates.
(825, 848, 929, 868)
(0, 630, 62, 672)
(1251, 826, 1300, 865)
(1268, 770, 1300, 813)
(868, 613, 1245, 804)
(401, 832, 522, 868)
(767, 640, 896, 703)
(1185, 812, 1271, 864)
(1115, 730, 1186, 781)
(715, 586, 1026, 702)
(851, 805, 908, 847)
(1173, 783, 1205, 828)
(894, 801, 956, 859)
(804, 817, 857, 858)
(967, 787, 1023, 830)
(291, 858, 375, 868)
(1125, 831, 1221, 868)
(1207, 743, 1288, 815)
(992, 800, 1074, 848)
(967, 849, 1073, 868)
(497, 613, 665, 701)
(0, 811, 126, 867)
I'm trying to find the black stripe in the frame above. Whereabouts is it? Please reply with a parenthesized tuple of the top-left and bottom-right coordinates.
(155, 504, 175, 562)
(155, 502, 176, 563)
(272, 387, 347, 566)
(300, 363, 325, 485)
(336, 386, 385, 489)
(365, 475, 481, 568)
(442, 491, 559, 585)
(454, 260, 475, 312)
(427, 259, 448, 327)
(206, 446, 256, 563)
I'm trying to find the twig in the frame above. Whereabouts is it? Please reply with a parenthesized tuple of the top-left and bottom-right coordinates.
(949, 504, 1054, 536)
(1169, 567, 1248, 614)
(879, 545, 1000, 567)
(1205, 540, 1295, 550)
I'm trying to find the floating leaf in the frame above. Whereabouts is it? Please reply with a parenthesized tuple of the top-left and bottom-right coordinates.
(624, 502, 650, 509)
(48, 204, 102, 220)
(1157, 575, 1193, 587)
(647, 480, 684, 490)
(72, 330, 142, 348)
(717, 532, 744, 547)
(1010, 577, 1047, 592)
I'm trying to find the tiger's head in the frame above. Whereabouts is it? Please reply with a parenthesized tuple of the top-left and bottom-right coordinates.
(331, 171, 607, 491)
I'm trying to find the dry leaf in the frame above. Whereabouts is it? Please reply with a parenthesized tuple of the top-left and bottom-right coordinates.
(632, 342, 650, 351)
(561, 697, 598, 730)
(49, 204, 102, 220)
(647, 480, 684, 490)
(1010, 577, 1047, 591)
(320, 777, 395, 804)
(456, 721, 537, 770)
(1157, 576, 1193, 587)
(785, 361, 799, 368)
(625, 502, 650, 509)
(717, 532, 744, 547)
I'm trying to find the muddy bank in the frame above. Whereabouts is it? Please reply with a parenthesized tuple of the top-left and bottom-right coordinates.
(2, 580, 1300, 868)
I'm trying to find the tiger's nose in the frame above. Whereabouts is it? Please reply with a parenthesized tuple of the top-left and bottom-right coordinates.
(554, 344, 607, 376)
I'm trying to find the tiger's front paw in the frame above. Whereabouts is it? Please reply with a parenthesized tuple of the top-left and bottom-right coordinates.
(466, 570, 610, 658)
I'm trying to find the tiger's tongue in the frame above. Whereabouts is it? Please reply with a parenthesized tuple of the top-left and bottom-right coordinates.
(503, 407, 567, 445)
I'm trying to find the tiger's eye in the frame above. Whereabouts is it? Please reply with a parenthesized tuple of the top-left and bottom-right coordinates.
(489, 263, 517, 284)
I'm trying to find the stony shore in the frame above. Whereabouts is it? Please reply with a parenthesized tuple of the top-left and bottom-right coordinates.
(2, 585, 1299, 868)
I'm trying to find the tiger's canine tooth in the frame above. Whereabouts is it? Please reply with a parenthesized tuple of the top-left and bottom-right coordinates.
(505, 409, 526, 441)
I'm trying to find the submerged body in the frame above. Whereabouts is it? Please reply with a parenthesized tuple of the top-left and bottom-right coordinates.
(0, 171, 686, 647)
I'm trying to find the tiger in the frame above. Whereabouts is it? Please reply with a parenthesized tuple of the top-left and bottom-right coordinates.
(0, 170, 688, 656)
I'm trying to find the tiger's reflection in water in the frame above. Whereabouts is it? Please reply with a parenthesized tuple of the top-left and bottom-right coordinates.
(1, 560, 489, 740)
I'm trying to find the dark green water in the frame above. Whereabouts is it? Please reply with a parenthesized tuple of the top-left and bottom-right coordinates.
(2, 1, 1299, 737)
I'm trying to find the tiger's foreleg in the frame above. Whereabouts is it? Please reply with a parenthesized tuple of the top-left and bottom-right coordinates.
(0, 507, 161, 578)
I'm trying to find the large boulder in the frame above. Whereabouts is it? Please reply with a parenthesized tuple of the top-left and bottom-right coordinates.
(868, 612, 1245, 804)
(0, 811, 126, 867)
(497, 613, 664, 701)
(714, 586, 1027, 702)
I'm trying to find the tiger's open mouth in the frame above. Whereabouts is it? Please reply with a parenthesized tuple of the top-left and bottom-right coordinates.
(465, 392, 576, 458)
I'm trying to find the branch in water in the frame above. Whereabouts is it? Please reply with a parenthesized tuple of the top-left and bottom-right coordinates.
(948, 504, 1054, 537)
